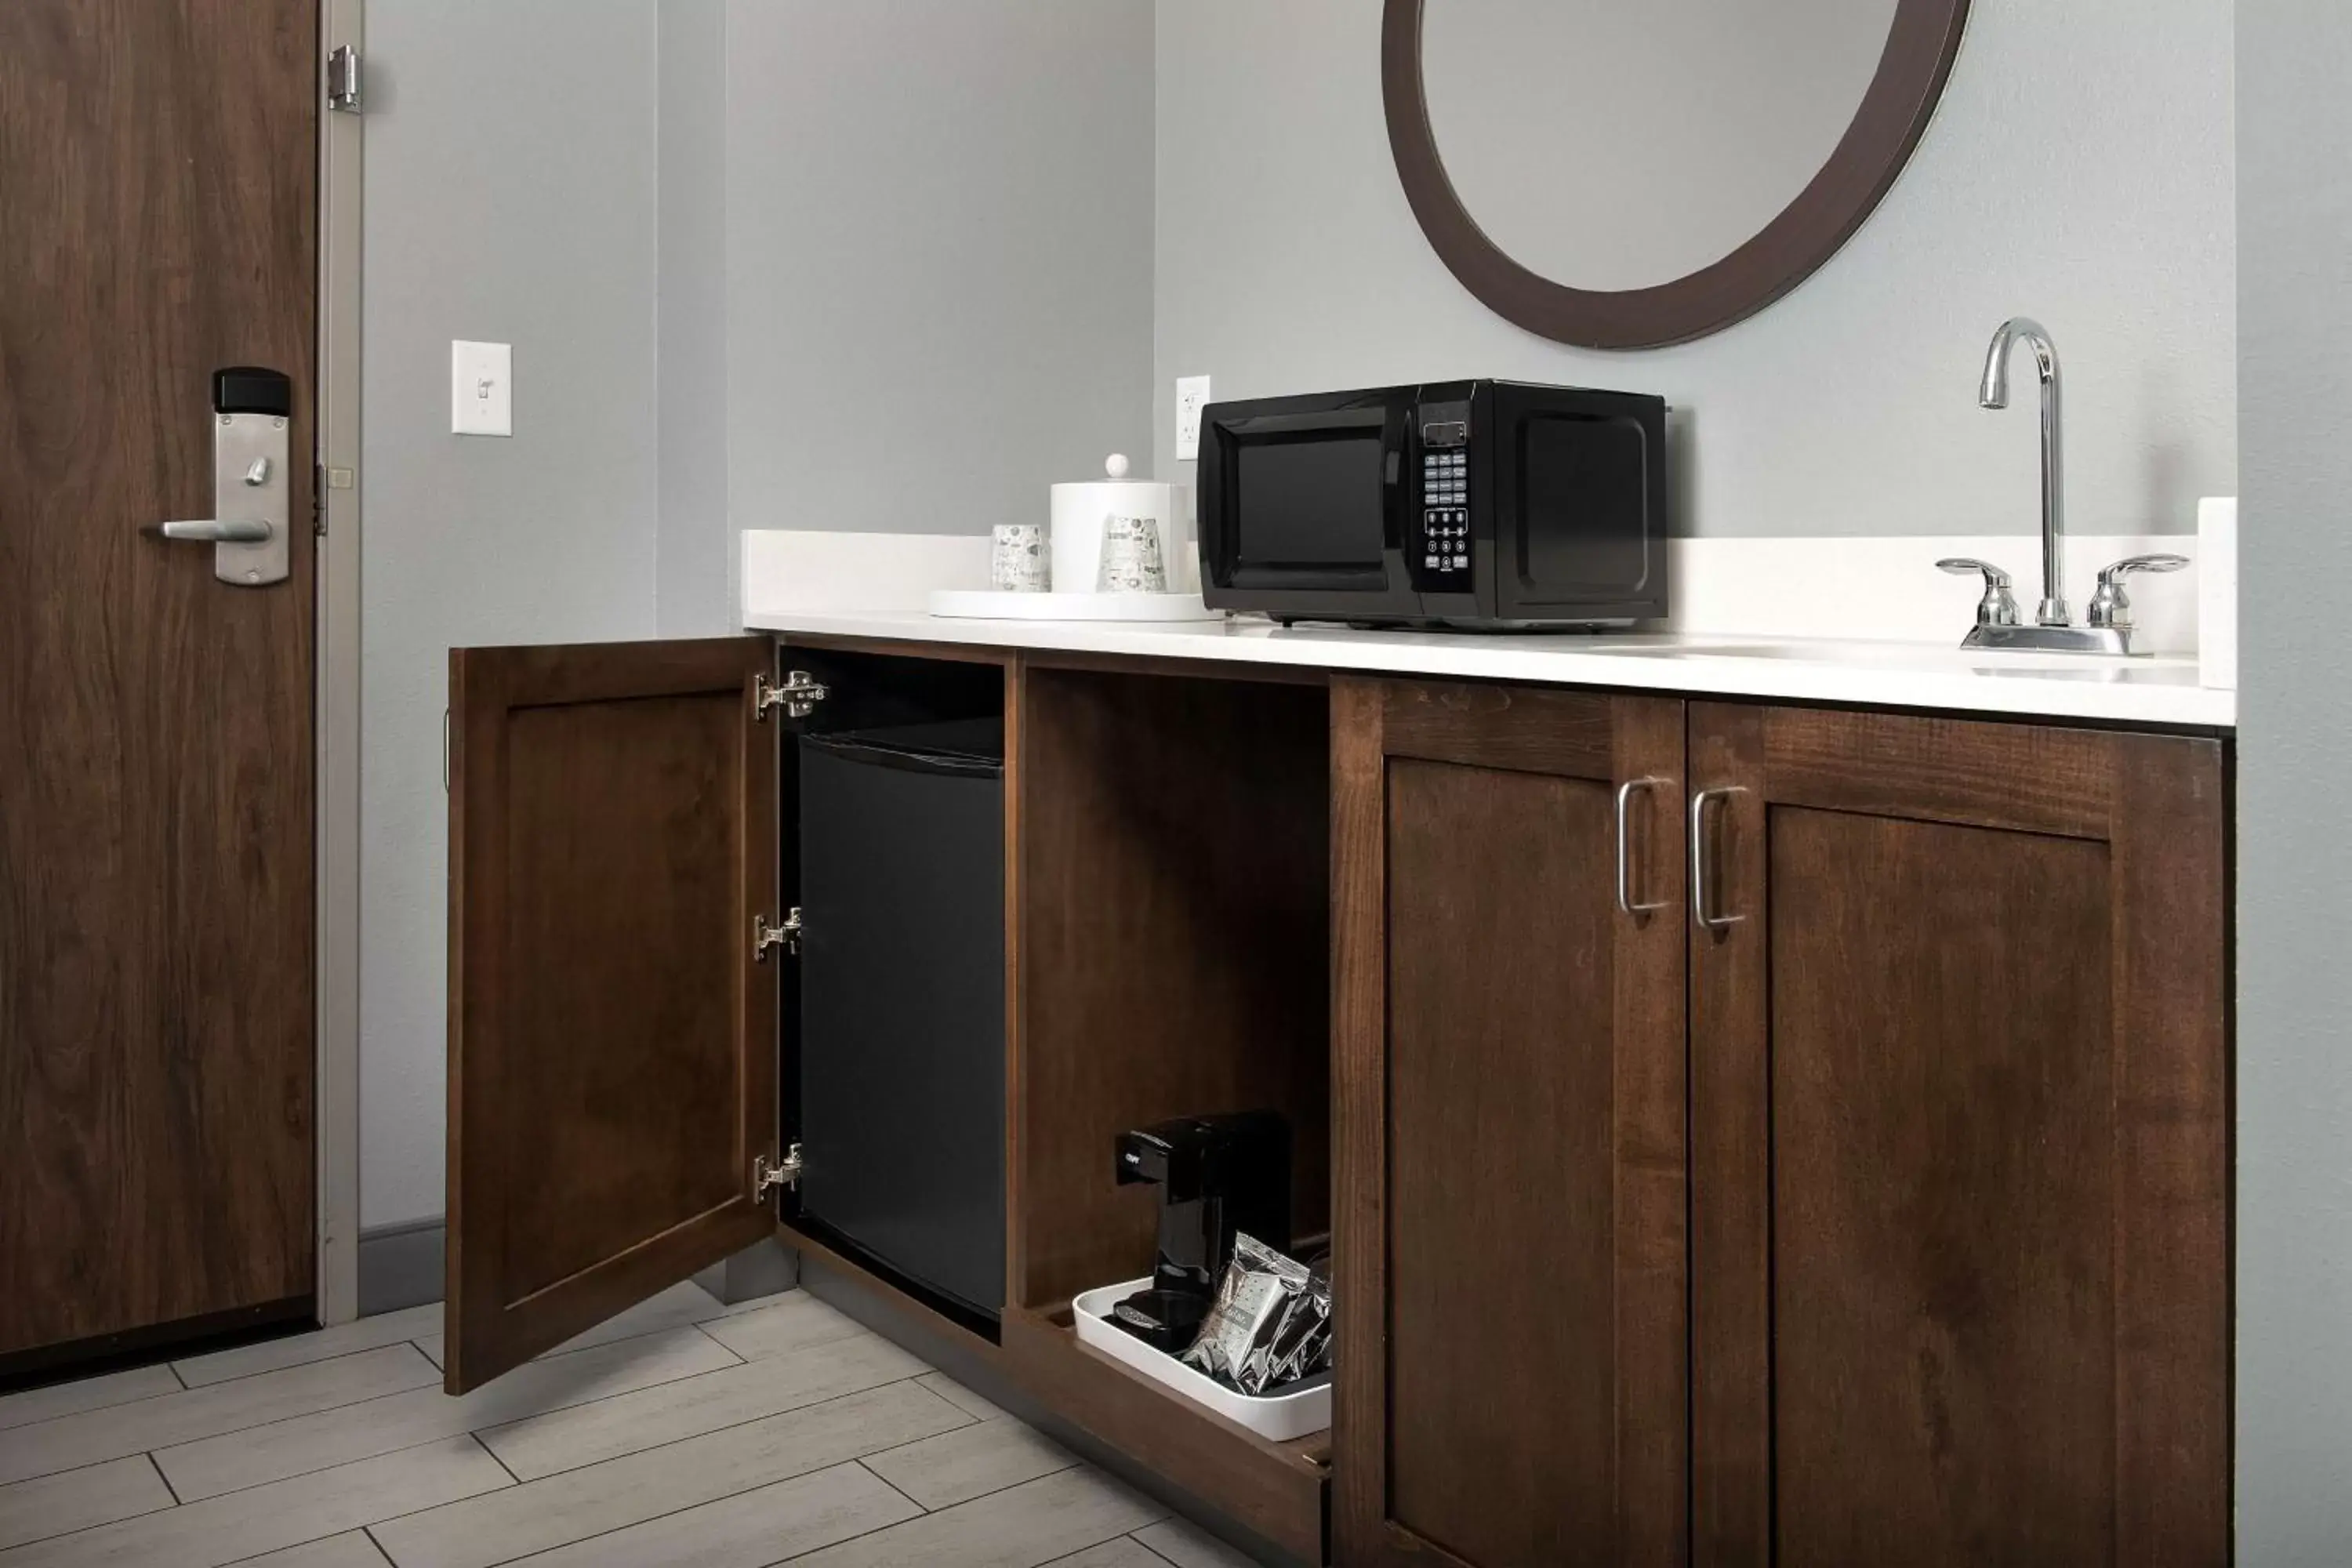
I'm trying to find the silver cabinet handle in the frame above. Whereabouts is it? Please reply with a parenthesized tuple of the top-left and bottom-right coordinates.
(149, 518, 274, 543)
(1690, 785, 1749, 931)
(1614, 776, 1671, 916)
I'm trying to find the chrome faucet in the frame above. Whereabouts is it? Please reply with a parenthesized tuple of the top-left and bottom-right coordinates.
(1936, 317, 2187, 655)
(1980, 318, 2067, 625)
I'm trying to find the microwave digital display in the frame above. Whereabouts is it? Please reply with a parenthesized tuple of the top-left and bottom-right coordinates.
(1234, 435, 1385, 572)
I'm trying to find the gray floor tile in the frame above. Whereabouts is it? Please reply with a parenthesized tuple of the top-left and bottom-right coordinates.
(861, 1417, 1076, 1510)
(506, 1461, 916, 1567)
(0, 1345, 441, 1488)
(479, 1332, 924, 1481)
(175, 1307, 443, 1389)
(691, 1288, 800, 1322)
(0, 1436, 508, 1568)
(782, 1466, 1164, 1568)
(158, 1327, 738, 1501)
(913, 1371, 1006, 1423)
(693, 1295, 866, 1363)
(227, 1533, 394, 1566)
(372, 1381, 967, 1568)
(408, 1280, 726, 1372)
(1130, 1518, 1264, 1567)
(0, 1457, 174, 1552)
(0, 1367, 180, 1436)
(1042, 1541, 1174, 1568)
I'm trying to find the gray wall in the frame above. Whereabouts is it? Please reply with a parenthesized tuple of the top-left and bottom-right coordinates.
(720, 0, 1156, 555)
(2235, 1, 2352, 1552)
(1153, 0, 2235, 538)
(361, 1, 662, 1227)
(358, 1, 1156, 1225)
(656, 0, 733, 637)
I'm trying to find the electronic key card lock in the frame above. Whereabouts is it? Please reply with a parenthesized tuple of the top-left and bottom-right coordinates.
(143, 367, 292, 586)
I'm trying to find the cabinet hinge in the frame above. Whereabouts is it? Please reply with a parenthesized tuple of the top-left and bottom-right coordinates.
(754, 670, 829, 721)
(754, 1145, 802, 1198)
(753, 909, 802, 961)
(327, 45, 364, 113)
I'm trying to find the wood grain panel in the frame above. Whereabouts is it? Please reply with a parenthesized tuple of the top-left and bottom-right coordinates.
(1690, 702, 2230, 1568)
(447, 637, 777, 1392)
(1385, 760, 1620, 1565)
(2108, 735, 2230, 1566)
(1336, 679, 1686, 1568)
(0, 0, 318, 1358)
(1014, 670, 1329, 1309)
(1770, 809, 2116, 1566)
(1380, 679, 1616, 777)
(1760, 706, 2111, 839)
(999, 1308, 1325, 1566)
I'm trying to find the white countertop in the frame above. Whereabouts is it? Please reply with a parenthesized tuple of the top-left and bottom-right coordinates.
(746, 606, 2234, 731)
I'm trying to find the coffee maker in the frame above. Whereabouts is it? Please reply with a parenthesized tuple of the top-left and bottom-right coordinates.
(1109, 1111, 1290, 1353)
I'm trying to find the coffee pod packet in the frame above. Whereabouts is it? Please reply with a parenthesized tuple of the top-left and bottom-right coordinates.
(1181, 1233, 1334, 1396)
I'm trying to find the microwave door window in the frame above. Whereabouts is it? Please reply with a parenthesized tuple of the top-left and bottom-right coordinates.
(1232, 434, 1388, 587)
(1517, 412, 1653, 597)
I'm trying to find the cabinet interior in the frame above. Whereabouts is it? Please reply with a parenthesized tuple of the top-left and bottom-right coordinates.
(1011, 666, 1331, 1314)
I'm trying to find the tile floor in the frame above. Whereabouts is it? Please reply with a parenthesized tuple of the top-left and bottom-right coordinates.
(0, 1284, 1263, 1568)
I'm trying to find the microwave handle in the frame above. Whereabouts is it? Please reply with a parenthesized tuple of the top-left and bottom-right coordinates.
(1383, 405, 1410, 554)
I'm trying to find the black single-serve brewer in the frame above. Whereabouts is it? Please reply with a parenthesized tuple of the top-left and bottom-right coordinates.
(1109, 1111, 1290, 1354)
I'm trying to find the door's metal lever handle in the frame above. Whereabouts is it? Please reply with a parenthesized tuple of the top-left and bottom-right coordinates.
(1690, 785, 1749, 932)
(1615, 777, 1672, 916)
(147, 518, 275, 543)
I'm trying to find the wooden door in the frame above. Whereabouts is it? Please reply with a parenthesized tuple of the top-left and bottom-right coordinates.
(445, 638, 779, 1392)
(1333, 678, 1688, 1568)
(0, 0, 318, 1364)
(1688, 704, 2228, 1567)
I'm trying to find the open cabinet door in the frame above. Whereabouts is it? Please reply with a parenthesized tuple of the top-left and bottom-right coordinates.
(445, 637, 779, 1392)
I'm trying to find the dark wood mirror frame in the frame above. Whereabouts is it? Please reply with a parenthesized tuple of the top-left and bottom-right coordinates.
(1382, 0, 1973, 350)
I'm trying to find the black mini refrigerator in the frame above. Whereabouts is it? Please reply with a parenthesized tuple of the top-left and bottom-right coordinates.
(796, 720, 1005, 1328)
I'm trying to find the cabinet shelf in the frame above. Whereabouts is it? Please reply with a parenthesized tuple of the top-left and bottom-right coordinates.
(1000, 1305, 1325, 1564)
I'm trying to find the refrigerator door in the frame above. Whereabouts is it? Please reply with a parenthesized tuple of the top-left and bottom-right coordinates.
(797, 720, 1006, 1324)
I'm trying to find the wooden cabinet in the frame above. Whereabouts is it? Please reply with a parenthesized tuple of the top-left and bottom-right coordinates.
(1332, 679, 1690, 1568)
(1687, 702, 2228, 1568)
(446, 635, 2228, 1568)
(445, 637, 779, 1391)
(1333, 682, 2230, 1568)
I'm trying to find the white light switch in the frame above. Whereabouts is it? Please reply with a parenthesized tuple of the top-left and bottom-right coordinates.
(1174, 375, 1211, 462)
(452, 340, 512, 437)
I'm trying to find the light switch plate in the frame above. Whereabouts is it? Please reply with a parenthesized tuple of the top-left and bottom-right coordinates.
(1174, 375, 1210, 462)
(452, 340, 512, 437)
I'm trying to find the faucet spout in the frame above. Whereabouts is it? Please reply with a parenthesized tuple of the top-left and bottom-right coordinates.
(1980, 318, 2067, 625)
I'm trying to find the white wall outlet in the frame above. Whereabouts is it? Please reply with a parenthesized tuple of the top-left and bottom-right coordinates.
(1174, 375, 1211, 462)
(451, 340, 513, 437)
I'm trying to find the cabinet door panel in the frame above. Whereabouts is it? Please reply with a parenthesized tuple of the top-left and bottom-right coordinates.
(1690, 703, 2227, 1568)
(446, 637, 779, 1393)
(1335, 679, 1686, 1568)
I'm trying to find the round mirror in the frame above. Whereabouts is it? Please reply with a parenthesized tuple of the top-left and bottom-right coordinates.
(1384, 0, 1970, 349)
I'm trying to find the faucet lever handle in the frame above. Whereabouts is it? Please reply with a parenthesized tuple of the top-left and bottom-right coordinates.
(2087, 553, 2189, 630)
(1937, 557, 2022, 628)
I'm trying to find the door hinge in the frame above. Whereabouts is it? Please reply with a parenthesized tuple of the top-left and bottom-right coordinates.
(313, 465, 326, 536)
(327, 45, 364, 113)
(754, 1145, 802, 1198)
(754, 670, 829, 721)
(753, 908, 801, 961)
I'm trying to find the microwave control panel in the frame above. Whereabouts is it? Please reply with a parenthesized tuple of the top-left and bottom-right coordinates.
(1417, 415, 1472, 586)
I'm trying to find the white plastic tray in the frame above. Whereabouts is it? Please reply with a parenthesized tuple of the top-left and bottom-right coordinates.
(927, 589, 1222, 622)
(1071, 1277, 1331, 1442)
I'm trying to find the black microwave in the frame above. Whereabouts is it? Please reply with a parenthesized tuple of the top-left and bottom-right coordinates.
(1196, 379, 1668, 629)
